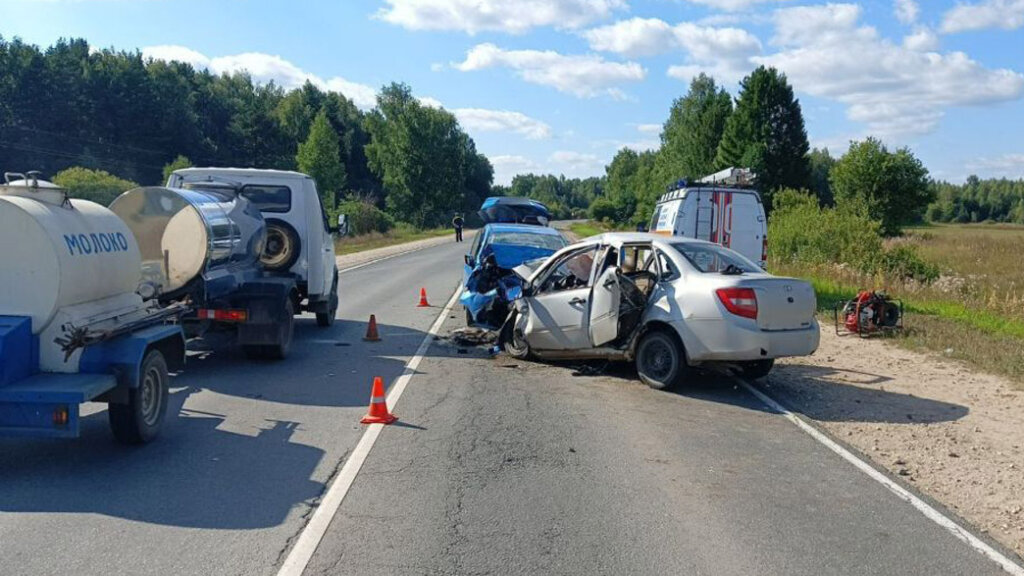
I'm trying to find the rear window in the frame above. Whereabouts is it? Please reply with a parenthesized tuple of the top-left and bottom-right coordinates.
(240, 185, 291, 213)
(670, 242, 760, 274)
(487, 231, 566, 251)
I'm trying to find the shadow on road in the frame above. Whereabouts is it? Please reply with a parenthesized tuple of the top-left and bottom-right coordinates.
(0, 316, 463, 530)
(542, 357, 968, 425)
(0, 389, 324, 529)
(762, 363, 969, 424)
(182, 317, 470, 408)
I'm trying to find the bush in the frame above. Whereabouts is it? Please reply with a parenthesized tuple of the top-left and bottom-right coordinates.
(334, 198, 393, 236)
(52, 167, 139, 206)
(769, 189, 937, 283)
(589, 197, 617, 222)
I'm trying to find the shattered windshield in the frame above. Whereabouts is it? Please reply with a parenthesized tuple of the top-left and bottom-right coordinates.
(670, 242, 761, 274)
(486, 231, 566, 251)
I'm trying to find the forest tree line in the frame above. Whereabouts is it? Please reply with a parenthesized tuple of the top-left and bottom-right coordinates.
(0, 36, 493, 229)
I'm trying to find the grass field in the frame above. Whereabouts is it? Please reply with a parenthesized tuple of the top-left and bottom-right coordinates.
(334, 226, 454, 255)
(774, 223, 1024, 385)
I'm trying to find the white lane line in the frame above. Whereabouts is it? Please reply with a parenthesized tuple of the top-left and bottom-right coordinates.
(737, 379, 1024, 576)
(276, 284, 462, 576)
(337, 232, 475, 274)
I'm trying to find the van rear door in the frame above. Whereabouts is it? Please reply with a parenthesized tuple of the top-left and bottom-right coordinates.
(720, 192, 766, 267)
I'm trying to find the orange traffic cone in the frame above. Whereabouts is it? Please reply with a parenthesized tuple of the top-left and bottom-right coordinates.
(361, 377, 397, 425)
(363, 314, 381, 341)
(417, 287, 430, 307)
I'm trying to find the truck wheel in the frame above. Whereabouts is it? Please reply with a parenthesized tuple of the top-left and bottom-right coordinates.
(243, 299, 295, 360)
(109, 349, 169, 444)
(636, 329, 687, 390)
(316, 274, 339, 328)
(261, 219, 301, 272)
(738, 359, 774, 380)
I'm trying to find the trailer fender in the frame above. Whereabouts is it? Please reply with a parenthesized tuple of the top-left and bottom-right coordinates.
(79, 325, 185, 393)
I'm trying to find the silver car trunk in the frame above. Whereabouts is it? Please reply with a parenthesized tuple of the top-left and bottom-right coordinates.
(741, 277, 816, 331)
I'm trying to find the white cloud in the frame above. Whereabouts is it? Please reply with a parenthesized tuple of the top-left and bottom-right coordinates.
(895, 0, 919, 24)
(453, 43, 646, 98)
(636, 123, 662, 134)
(453, 108, 552, 139)
(941, 0, 1024, 33)
(490, 155, 542, 185)
(583, 17, 677, 58)
(965, 153, 1024, 178)
(418, 96, 444, 108)
(376, 0, 626, 34)
(903, 27, 939, 51)
(583, 17, 761, 85)
(683, 0, 783, 11)
(143, 45, 378, 109)
(756, 3, 1024, 136)
(549, 150, 605, 177)
(142, 45, 210, 69)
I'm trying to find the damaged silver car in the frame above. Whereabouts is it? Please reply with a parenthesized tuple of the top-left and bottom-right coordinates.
(499, 233, 820, 389)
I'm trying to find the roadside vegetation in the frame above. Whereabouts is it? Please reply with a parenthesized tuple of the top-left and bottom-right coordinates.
(334, 225, 453, 255)
(0, 36, 491, 240)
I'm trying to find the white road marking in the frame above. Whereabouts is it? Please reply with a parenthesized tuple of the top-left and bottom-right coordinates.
(276, 284, 462, 576)
(737, 379, 1024, 576)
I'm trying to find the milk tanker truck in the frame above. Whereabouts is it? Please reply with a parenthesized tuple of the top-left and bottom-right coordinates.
(0, 172, 185, 443)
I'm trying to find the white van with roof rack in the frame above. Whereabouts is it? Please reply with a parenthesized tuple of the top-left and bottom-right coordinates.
(648, 167, 767, 268)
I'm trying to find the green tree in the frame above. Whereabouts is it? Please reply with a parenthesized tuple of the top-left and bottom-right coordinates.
(53, 166, 139, 206)
(657, 74, 732, 182)
(715, 66, 810, 210)
(162, 155, 193, 183)
(297, 109, 346, 201)
(830, 137, 931, 236)
(365, 83, 470, 227)
(807, 147, 836, 206)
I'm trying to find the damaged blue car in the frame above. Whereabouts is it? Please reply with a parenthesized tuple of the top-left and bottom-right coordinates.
(461, 222, 567, 328)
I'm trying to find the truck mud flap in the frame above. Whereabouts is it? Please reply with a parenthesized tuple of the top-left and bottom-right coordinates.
(236, 298, 291, 346)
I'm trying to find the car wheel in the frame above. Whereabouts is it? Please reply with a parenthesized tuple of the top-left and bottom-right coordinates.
(636, 329, 686, 390)
(738, 359, 774, 380)
(501, 312, 532, 359)
(317, 275, 339, 328)
(109, 349, 169, 444)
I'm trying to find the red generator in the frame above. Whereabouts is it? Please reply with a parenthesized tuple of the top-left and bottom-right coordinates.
(834, 291, 903, 337)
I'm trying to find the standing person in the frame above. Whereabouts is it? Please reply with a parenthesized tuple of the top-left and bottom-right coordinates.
(452, 213, 465, 243)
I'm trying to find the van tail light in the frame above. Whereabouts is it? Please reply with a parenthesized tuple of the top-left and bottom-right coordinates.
(716, 288, 758, 320)
(761, 237, 768, 265)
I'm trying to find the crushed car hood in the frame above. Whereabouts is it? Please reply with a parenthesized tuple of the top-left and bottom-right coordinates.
(485, 243, 558, 270)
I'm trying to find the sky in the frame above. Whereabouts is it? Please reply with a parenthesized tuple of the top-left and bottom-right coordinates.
(1, 0, 1022, 185)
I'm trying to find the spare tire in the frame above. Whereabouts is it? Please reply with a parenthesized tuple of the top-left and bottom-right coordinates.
(261, 219, 300, 271)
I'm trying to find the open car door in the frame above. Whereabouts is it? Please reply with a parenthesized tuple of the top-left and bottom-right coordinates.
(589, 265, 621, 347)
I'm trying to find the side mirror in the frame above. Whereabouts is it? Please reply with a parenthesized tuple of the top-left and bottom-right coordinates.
(335, 214, 349, 237)
(464, 254, 474, 267)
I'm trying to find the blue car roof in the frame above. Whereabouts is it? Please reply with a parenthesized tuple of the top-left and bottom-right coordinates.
(483, 223, 562, 235)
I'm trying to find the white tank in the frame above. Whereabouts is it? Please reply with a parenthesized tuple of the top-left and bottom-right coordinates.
(0, 177, 142, 334)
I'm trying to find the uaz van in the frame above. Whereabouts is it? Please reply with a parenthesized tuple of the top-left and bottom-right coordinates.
(648, 167, 767, 268)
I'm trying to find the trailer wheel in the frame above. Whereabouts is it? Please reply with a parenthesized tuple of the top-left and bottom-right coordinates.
(109, 349, 169, 444)
(243, 299, 295, 360)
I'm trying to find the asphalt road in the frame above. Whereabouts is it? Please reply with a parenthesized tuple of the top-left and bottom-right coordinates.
(0, 237, 1018, 576)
